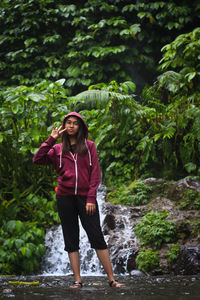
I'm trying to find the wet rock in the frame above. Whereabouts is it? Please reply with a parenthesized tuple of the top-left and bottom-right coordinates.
(176, 220, 192, 240)
(150, 268, 164, 276)
(129, 207, 145, 220)
(130, 269, 145, 276)
(167, 177, 200, 203)
(2, 289, 13, 294)
(103, 214, 116, 230)
(174, 246, 200, 275)
(112, 256, 126, 274)
(142, 178, 166, 195)
(127, 251, 138, 272)
(158, 244, 171, 273)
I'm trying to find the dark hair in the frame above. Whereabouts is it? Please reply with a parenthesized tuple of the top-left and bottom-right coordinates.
(62, 117, 88, 155)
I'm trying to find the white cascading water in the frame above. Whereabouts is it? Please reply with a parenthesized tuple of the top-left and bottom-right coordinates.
(41, 185, 137, 275)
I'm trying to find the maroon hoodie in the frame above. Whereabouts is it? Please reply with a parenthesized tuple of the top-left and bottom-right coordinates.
(33, 112, 101, 204)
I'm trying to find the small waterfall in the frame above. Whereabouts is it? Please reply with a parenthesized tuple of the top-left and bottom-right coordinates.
(102, 204, 138, 274)
(41, 185, 137, 275)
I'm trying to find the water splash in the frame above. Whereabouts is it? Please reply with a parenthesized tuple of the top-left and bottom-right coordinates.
(41, 185, 137, 275)
(103, 204, 137, 274)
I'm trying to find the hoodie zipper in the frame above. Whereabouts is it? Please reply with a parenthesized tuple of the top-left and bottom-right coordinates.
(70, 152, 78, 195)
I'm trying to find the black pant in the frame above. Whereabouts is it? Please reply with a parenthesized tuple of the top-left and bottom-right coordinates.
(56, 195, 107, 253)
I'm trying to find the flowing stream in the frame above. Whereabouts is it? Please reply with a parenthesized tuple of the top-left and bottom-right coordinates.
(1, 274, 200, 300)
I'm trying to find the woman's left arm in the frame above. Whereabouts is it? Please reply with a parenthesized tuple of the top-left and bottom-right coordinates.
(86, 142, 101, 205)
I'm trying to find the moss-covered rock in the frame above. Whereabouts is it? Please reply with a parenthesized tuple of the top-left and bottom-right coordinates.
(104, 177, 200, 275)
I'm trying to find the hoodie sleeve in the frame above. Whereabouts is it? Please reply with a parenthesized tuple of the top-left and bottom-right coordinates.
(86, 142, 101, 204)
(33, 136, 57, 165)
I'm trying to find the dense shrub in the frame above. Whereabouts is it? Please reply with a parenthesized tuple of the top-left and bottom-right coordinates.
(179, 190, 200, 210)
(136, 248, 159, 273)
(167, 243, 181, 266)
(135, 211, 177, 248)
(0, 220, 45, 274)
(106, 181, 152, 206)
(0, 1, 198, 92)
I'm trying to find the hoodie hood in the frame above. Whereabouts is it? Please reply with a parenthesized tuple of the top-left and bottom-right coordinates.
(62, 112, 88, 139)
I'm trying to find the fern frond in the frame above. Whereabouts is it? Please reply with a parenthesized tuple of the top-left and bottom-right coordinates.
(70, 89, 133, 110)
(158, 71, 182, 93)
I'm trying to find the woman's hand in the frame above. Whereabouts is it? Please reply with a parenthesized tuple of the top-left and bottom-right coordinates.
(51, 125, 66, 140)
(86, 203, 96, 216)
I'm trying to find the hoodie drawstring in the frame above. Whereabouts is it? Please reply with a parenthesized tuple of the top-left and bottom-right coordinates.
(60, 151, 62, 168)
(59, 141, 92, 169)
(85, 139, 92, 166)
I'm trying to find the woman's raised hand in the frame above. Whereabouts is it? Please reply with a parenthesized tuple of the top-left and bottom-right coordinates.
(51, 125, 66, 140)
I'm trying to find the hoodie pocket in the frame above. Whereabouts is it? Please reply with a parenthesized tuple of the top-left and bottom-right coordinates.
(77, 168, 90, 190)
(56, 155, 76, 187)
(63, 170, 73, 180)
(58, 170, 75, 188)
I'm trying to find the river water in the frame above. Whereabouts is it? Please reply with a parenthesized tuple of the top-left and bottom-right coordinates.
(1, 274, 200, 299)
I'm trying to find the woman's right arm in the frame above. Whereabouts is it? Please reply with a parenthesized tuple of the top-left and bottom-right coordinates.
(33, 125, 66, 165)
(32, 136, 57, 165)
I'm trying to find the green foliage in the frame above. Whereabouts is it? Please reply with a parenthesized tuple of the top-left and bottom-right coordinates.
(160, 28, 200, 85)
(167, 243, 180, 265)
(65, 1, 199, 93)
(19, 192, 60, 226)
(141, 29, 200, 179)
(191, 218, 200, 236)
(179, 189, 200, 210)
(106, 181, 152, 206)
(0, 79, 70, 219)
(0, 79, 71, 274)
(0, 220, 45, 275)
(76, 69, 200, 184)
(135, 211, 177, 248)
(136, 248, 159, 273)
(77, 80, 167, 184)
(77, 80, 139, 185)
(0, 0, 199, 92)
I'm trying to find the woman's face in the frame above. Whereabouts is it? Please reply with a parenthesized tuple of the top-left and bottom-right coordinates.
(64, 116, 79, 137)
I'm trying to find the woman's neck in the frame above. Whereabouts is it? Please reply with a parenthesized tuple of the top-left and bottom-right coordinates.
(69, 137, 77, 145)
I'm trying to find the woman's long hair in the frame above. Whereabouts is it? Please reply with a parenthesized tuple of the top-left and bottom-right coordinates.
(62, 117, 88, 155)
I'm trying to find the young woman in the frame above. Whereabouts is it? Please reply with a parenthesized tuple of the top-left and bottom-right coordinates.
(33, 112, 125, 288)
